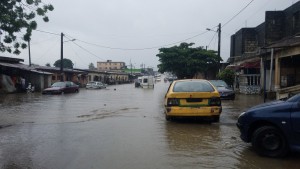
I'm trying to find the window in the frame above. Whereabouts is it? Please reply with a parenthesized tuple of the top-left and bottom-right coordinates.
(173, 81, 214, 92)
(52, 76, 56, 80)
(293, 11, 300, 34)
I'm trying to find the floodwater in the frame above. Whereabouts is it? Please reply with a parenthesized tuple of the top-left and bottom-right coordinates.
(0, 80, 299, 169)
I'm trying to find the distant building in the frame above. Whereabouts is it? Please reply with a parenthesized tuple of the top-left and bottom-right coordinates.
(97, 60, 126, 71)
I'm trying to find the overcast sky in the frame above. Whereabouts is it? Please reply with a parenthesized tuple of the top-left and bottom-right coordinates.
(3, 0, 298, 70)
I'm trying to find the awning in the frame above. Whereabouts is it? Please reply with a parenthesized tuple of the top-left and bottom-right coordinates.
(240, 61, 260, 68)
(226, 64, 240, 70)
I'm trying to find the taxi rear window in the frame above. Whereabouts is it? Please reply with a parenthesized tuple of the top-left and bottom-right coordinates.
(173, 81, 214, 92)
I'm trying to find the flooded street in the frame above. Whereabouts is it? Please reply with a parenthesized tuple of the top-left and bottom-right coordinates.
(0, 81, 300, 169)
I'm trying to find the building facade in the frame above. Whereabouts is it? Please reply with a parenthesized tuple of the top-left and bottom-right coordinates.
(229, 1, 300, 99)
(97, 60, 126, 71)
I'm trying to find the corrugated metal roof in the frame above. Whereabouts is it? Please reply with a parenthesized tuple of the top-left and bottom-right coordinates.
(35, 66, 84, 73)
(0, 62, 52, 75)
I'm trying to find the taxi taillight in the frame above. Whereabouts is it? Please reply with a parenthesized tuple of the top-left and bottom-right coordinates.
(209, 97, 221, 106)
(167, 98, 180, 106)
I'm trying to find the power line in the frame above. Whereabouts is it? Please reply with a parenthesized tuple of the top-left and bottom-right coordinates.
(35, 29, 60, 36)
(67, 40, 91, 67)
(64, 36, 106, 61)
(64, 30, 209, 51)
(34, 28, 209, 51)
(222, 0, 255, 28)
(207, 32, 217, 49)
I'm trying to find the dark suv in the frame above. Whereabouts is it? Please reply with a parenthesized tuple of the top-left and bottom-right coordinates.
(237, 93, 300, 157)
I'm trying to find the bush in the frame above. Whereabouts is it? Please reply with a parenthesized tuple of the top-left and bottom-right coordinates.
(217, 69, 235, 86)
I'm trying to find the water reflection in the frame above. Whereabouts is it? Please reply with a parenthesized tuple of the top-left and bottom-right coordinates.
(165, 121, 241, 168)
(1, 82, 300, 169)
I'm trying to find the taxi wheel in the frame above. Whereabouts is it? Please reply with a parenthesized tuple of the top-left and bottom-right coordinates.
(165, 115, 171, 121)
(212, 115, 220, 123)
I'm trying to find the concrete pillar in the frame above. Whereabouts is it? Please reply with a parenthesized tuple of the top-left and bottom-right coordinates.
(274, 56, 280, 91)
(269, 48, 274, 91)
(260, 57, 264, 88)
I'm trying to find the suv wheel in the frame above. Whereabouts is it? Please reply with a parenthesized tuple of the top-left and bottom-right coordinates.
(251, 126, 288, 157)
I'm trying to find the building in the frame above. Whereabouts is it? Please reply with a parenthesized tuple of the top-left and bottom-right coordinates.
(35, 66, 86, 87)
(97, 60, 126, 71)
(229, 1, 300, 99)
(0, 56, 52, 93)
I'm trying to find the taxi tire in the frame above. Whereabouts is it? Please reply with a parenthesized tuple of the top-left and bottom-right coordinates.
(212, 115, 220, 123)
(165, 115, 171, 121)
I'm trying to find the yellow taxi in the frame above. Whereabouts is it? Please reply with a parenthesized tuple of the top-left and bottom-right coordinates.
(164, 79, 222, 122)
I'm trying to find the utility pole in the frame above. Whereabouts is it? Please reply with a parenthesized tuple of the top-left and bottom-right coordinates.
(206, 23, 221, 70)
(28, 39, 31, 67)
(217, 23, 221, 69)
(60, 32, 64, 81)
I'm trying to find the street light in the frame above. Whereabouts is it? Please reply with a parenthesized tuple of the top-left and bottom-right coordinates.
(64, 39, 76, 43)
(207, 23, 221, 71)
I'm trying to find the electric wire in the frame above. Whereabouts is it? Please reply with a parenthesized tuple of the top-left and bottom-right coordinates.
(207, 32, 217, 49)
(33, 0, 254, 53)
(66, 41, 91, 68)
(64, 36, 106, 61)
(34, 39, 59, 63)
(65, 30, 209, 51)
(35, 29, 60, 36)
(222, 0, 255, 28)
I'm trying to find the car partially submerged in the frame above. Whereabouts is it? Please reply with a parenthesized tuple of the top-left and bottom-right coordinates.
(42, 81, 79, 94)
(237, 93, 300, 157)
(209, 80, 235, 100)
(164, 79, 222, 122)
(86, 81, 106, 89)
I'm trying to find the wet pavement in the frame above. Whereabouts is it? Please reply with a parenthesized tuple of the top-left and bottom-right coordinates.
(0, 81, 300, 169)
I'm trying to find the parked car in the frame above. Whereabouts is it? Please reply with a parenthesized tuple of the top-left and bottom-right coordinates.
(86, 81, 106, 89)
(164, 79, 222, 122)
(236, 93, 300, 157)
(209, 80, 235, 100)
(42, 81, 79, 94)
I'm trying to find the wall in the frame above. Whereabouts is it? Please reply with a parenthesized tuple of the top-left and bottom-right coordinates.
(265, 11, 285, 45)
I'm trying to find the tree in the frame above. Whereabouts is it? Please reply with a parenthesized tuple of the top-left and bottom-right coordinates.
(0, 0, 54, 55)
(217, 69, 235, 86)
(88, 63, 95, 70)
(45, 63, 51, 67)
(53, 58, 74, 69)
(156, 42, 221, 79)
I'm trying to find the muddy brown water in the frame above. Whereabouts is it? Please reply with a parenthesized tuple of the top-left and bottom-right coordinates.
(0, 81, 300, 169)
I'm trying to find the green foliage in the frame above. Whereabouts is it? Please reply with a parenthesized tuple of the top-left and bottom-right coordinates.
(88, 63, 95, 70)
(217, 69, 235, 86)
(0, 0, 54, 54)
(124, 68, 141, 73)
(156, 42, 221, 79)
(53, 58, 74, 69)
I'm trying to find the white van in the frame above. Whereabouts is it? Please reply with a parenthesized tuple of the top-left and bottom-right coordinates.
(140, 76, 154, 88)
